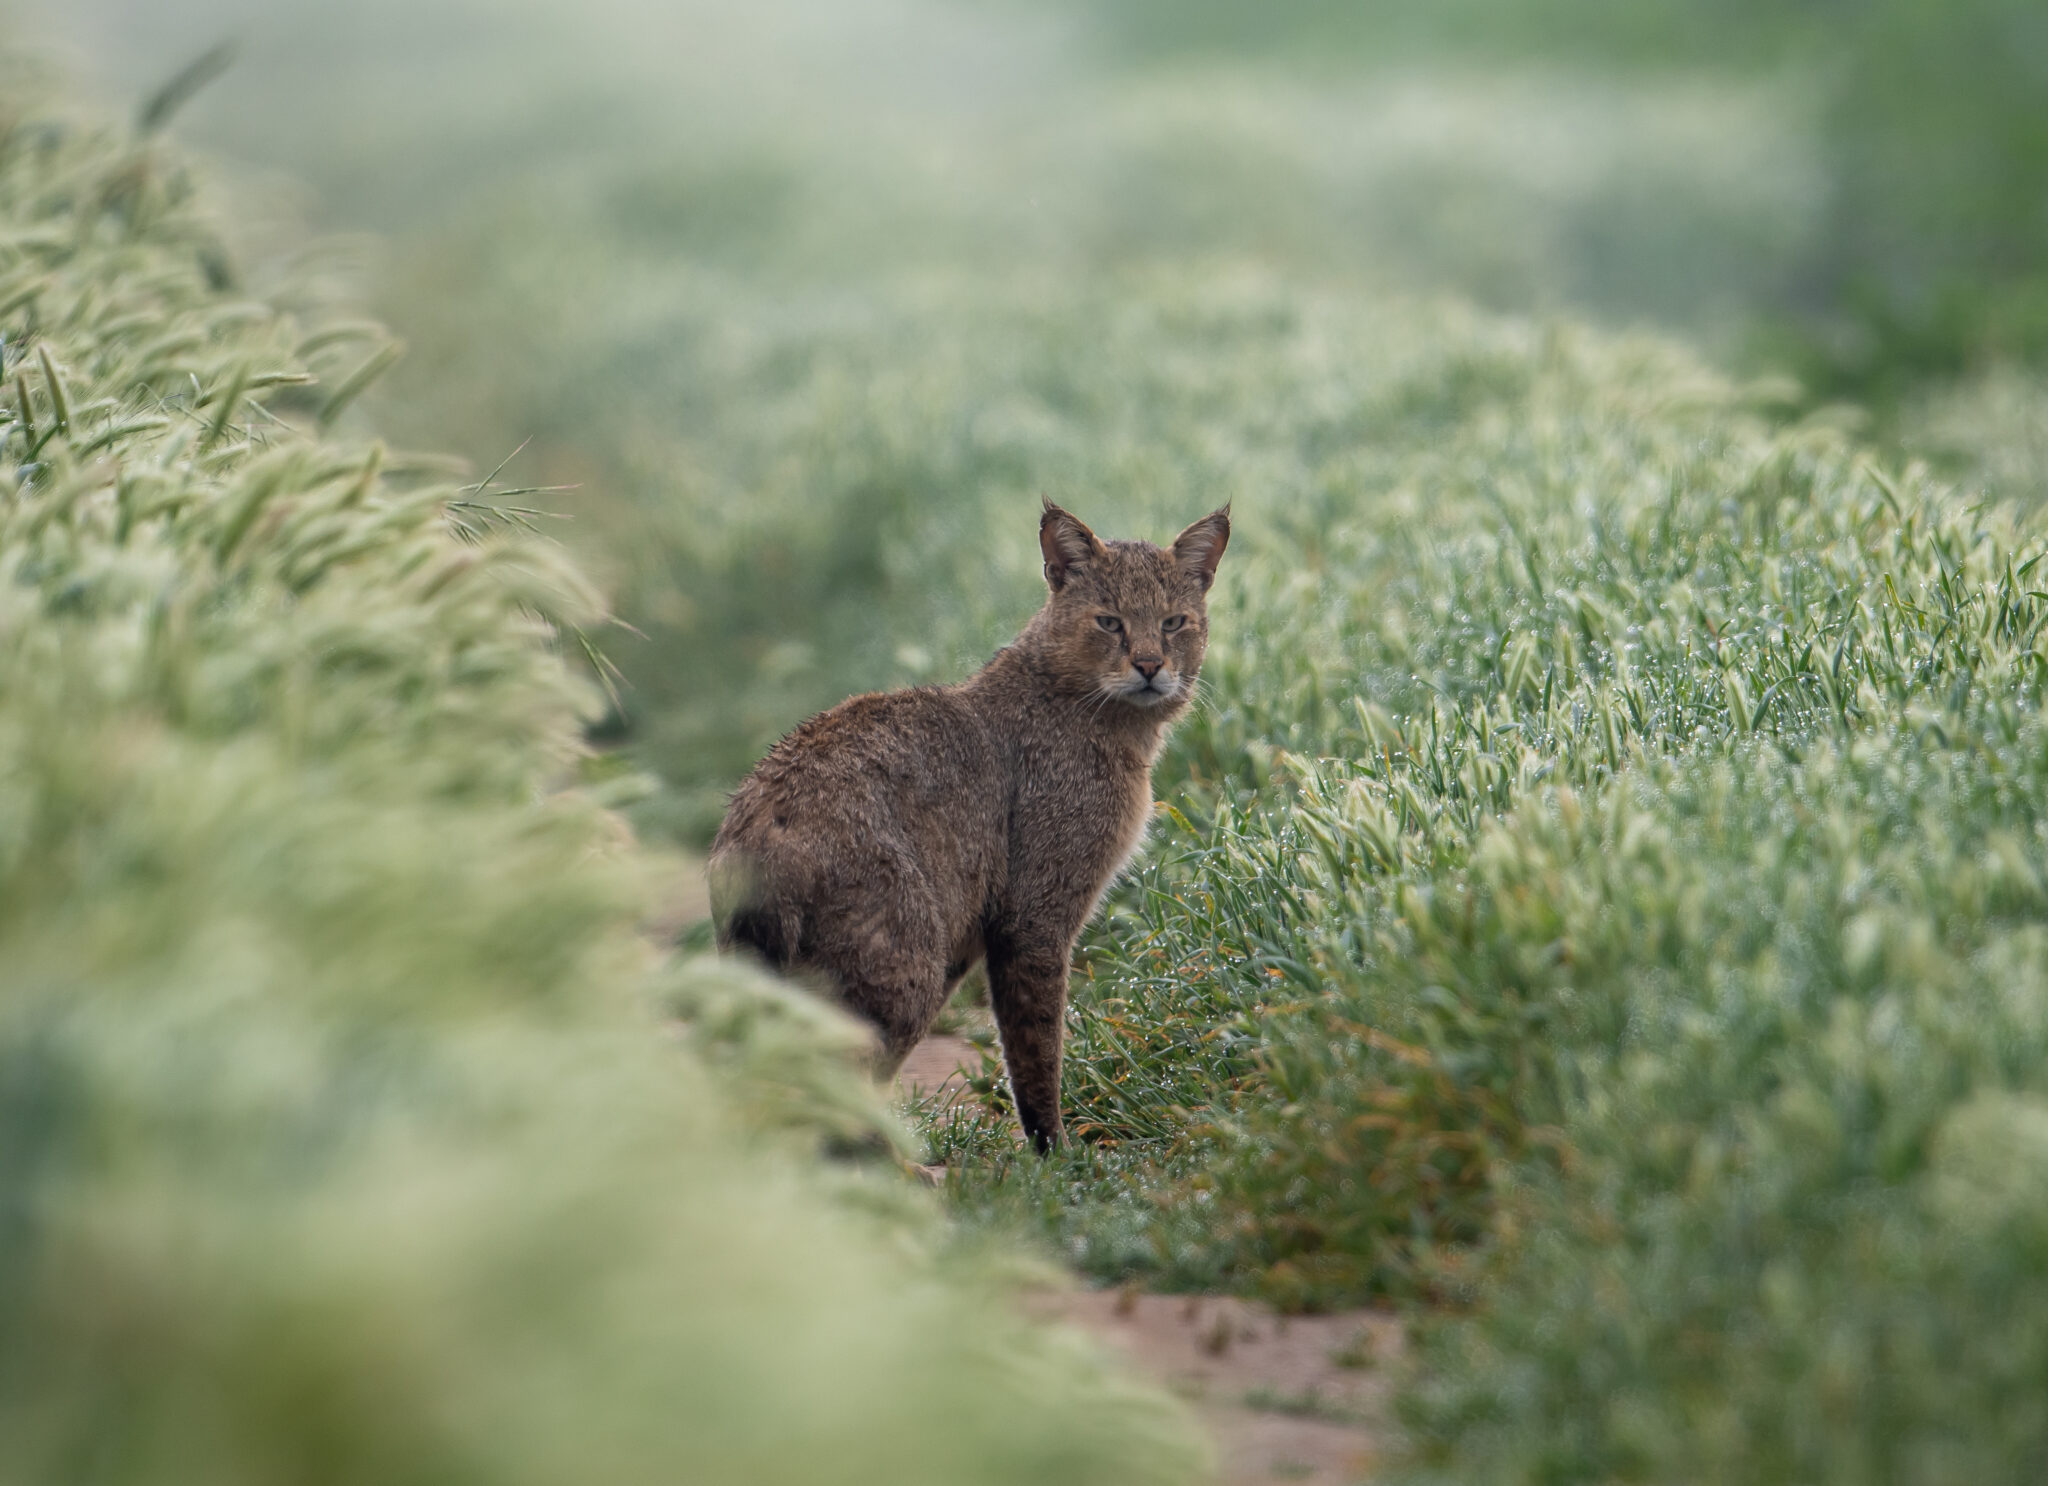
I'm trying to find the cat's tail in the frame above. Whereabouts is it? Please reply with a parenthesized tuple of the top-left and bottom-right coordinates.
(708, 846, 803, 969)
(719, 901, 802, 969)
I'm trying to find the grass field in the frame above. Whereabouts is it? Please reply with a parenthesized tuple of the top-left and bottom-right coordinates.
(915, 320, 2048, 1477)
(18, 1, 2048, 1480)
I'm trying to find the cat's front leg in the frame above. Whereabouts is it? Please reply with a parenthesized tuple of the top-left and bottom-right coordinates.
(984, 933, 1071, 1152)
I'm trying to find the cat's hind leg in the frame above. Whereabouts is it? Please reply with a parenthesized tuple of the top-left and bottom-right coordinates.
(809, 885, 952, 1080)
(843, 967, 949, 1081)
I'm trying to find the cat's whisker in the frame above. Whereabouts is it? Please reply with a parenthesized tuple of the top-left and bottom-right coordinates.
(1076, 681, 1119, 719)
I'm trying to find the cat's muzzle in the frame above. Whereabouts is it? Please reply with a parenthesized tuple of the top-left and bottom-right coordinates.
(1118, 673, 1181, 706)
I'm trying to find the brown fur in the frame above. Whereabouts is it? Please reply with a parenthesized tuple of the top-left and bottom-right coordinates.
(709, 501, 1231, 1150)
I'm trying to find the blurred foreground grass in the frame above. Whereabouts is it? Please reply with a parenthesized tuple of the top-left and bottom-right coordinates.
(0, 58, 1206, 1486)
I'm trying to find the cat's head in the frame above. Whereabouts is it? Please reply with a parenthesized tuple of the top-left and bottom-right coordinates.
(1030, 500, 1230, 712)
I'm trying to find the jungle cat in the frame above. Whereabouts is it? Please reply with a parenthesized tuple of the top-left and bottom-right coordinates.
(709, 501, 1230, 1151)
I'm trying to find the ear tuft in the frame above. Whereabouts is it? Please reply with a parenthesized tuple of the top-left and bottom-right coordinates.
(1040, 501, 1103, 591)
(1171, 504, 1231, 591)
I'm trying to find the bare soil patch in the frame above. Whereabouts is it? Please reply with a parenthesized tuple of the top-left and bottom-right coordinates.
(1027, 1291, 1399, 1485)
(895, 1035, 1399, 1483)
(895, 1031, 979, 1097)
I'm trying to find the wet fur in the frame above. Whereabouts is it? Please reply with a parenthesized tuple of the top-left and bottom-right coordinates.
(710, 501, 1230, 1150)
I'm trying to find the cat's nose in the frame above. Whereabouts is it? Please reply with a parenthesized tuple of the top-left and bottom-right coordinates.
(1132, 655, 1163, 680)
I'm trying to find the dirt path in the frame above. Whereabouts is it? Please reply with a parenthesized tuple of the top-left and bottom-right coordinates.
(895, 1031, 980, 1097)
(896, 1035, 1398, 1484)
(1030, 1290, 1399, 1485)
(686, 910, 1403, 1479)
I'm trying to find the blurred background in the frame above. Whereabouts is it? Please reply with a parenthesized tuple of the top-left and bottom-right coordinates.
(33, 0, 2048, 839)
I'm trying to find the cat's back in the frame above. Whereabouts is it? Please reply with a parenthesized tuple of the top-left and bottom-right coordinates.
(715, 682, 1003, 852)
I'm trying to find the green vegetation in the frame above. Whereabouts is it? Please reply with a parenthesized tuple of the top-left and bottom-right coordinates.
(0, 58, 1204, 1485)
(20, 1, 2048, 1480)
(34, 0, 1851, 830)
(917, 310, 2048, 1477)
(1047, 0, 2048, 404)
(49, 0, 2040, 829)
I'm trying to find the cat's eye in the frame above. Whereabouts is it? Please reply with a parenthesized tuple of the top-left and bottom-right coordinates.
(1162, 615, 1189, 634)
(1095, 615, 1123, 633)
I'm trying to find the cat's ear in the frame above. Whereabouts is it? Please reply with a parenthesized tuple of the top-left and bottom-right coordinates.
(1040, 500, 1105, 591)
(1172, 505, 1231, 591)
